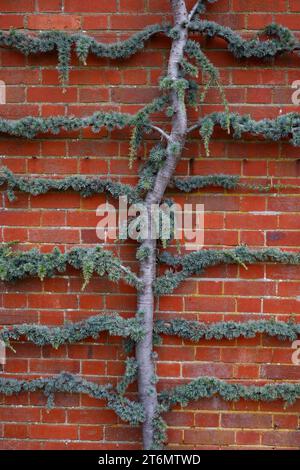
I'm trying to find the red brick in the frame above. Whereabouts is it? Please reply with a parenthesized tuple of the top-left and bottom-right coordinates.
(82, 16, 108, 29)
(68, 344, 118, 360)
(27, 15, 81, 30)
(157, 363, 181, 377)
(224, 280, 276, 296)
(273, 414, 298, 430)
(4, 424, 28, 439)
(64, 0, 117, 12)
(225, 213, 277, 229)
(185, 296, 235, 312)
(221, 413, 272, 428)
(69, 69, 121, 85)
(105, 426, 141, 442)
(158, 347, 195, 361)
(37, 0, 62, 11)
(184, 429, 234, 445)
(262, 431, 300, 447)
(165, 411, 194, 427)
(79, 425, 104, 441)
(0, 15, 23, 28)
(159, 296, 183, 312)
(233, 1, 285, 12)
(27, 87, 77, 102)
(112, 87, 159, 104)
(67, 409, 117, 424)
(1, 0, 300, 452)
(261, 365, 300, 380)
(236, 430, 261, 445)
(0, 0, 34, 11)
(27, 294, 78, 309)
(195, 413, 219, 427)
(30, 359, 80, 374)
(41, 409, 66, 423)
(28, 228, 80, 243)
(0, 408, 40, 422)
(183, 363, 233, 379)
(29, 424, 78, 440)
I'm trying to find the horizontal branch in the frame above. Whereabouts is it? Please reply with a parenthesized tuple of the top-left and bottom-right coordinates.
(0, 314, 144, 349)
(0, 372, 144, 424)
(155, 246, 300, 294)
(189, 20, 299, 58)
(0, 243, 142, 290)
(172, 174, 299, 193)
(187, 111, 300, 150)
(2, 168, 294, 204)
(0, 166, 140, 203)
(0, 24, 166, 84)
(155, 318, 300, 342)
(2, 315, 298, 351)
(173, 174, 239, 191)
(159, 376, 300, 410)
(0, 95, 167, 139)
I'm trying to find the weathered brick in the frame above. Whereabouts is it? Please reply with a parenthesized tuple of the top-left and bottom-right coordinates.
(1, 0, 300, 451)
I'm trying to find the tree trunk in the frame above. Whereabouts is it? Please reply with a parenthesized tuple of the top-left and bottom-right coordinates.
(136, 0, 189, 450)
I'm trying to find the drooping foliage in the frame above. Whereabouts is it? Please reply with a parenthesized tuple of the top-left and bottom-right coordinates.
(155, 246, 300, 294)
(0, 372, 144, 424)
(0, 243, 141, 290)
(0, 24, 166, 84)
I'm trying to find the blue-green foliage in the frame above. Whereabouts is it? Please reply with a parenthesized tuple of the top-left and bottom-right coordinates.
(0, 96, 166, 139)
(173, 174, 239, 192)
(0, 24, 166, 84)
(197, 111, 300, 148)
(0, 314, 144, 349)
(173, 174, 296, 193)
(117, 358, 139, 395)
(156, 246, 300, 294)
(0, 111, 132, 139)
(4, 314, 298, 350)
(1, 1, 300, 450)
(159, 376, 300, 410)
(189, 20, 298, 58)
(155, 318, 300, 342)
(0, 243, 142, 289)
(0, 372, 144, 424)
(0, 166, 140, 203)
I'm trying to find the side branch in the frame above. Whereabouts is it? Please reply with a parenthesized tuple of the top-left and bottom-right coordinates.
(0, 244, 142, 290)
(0, 24, 167, 84)
(0, 372, 144, 424)
(0, 96, 167, 139)
(2, 168, 295, 204)
(189, 20, 300, 58)
(0, 167, 140, 203)
(149, 125, 172, 142)
(0, 314, 144, 349)
(172, 174, 299, 193)
(155, 246, 300, 294)
(2, 316, 299, 350)
(159, 377, 300, 411)
(187, 111, 300, 148)
(155, 318, 300, 343)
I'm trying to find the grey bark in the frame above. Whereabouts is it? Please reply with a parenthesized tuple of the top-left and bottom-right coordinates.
(136, 0, 189, 450)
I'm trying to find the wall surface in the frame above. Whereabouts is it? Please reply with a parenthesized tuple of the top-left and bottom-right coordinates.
(0, 0, 300, 450)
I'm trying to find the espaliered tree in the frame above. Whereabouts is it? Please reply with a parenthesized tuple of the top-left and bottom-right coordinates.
(1, 0, 300, 450)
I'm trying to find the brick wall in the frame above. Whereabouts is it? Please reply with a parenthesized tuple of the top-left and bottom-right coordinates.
(0, 0, 300, 450)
